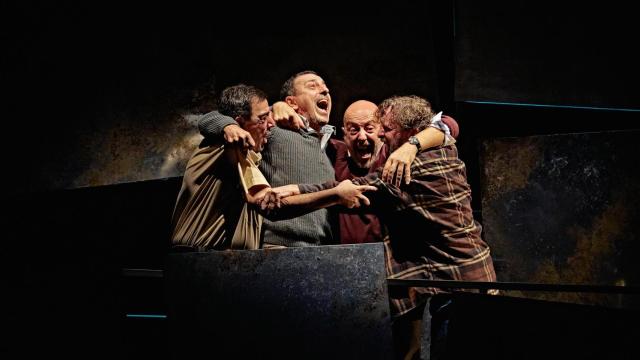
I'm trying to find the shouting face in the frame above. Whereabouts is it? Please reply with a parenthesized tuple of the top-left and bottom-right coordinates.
(342, 100, 383, 169)
(286, 73, 331, 130)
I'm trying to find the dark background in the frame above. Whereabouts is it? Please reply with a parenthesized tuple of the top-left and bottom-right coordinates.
(2, 1, 639, 358)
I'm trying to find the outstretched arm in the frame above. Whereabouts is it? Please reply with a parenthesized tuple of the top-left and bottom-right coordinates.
(254, 180, 376, 220)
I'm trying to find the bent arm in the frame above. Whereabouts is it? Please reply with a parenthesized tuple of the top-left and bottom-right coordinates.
(199, 111, 237, 139)
(382, 114, 460, 186)
(200, 111, 256, 148)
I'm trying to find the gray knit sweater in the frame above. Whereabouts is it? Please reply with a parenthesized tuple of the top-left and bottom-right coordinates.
(198, 111, 335, 247)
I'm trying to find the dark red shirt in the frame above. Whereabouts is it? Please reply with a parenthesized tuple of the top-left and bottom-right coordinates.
(326, 114, 459, 245)
(328, 139, 388, 244)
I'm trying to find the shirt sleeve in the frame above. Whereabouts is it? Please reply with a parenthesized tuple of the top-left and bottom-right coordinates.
(298, 180, 340, 194)
(198, 111, 238, 139)
(351, 172, 409, 211)
(429, 113, 457, 146)
(228, 147, 270, 194)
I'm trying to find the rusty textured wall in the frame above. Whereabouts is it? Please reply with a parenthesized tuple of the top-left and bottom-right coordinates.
(480, 131, 640, 308)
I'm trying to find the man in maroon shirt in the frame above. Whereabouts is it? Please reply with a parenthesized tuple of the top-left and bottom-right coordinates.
(329, 100, 388, 244)
(328, 100, 460, 244)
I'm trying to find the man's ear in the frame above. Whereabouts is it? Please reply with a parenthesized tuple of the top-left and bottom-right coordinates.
(285, 96, 299, 111)
(235, 115, 245, 126)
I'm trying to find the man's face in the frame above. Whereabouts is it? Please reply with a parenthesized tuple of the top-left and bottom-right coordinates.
(242, 98, 273, 152)
(379, 110, 412, 152)
(288, 73, 331, 128)
(343, 113, 383, 169)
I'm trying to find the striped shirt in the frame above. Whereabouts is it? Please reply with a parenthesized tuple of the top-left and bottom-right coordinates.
(199, 111, 336, 247)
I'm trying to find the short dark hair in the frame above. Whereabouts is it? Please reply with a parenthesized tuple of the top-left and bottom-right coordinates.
(219, 84, 268, 119)
(377, 96, 435, 130)
(279, 70, 318, 100)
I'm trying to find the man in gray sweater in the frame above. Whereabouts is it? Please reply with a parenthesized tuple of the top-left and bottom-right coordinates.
(199, 71, 335, 247)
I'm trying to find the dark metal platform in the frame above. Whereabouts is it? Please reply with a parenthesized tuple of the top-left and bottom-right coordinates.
(165, 243, 393, 359)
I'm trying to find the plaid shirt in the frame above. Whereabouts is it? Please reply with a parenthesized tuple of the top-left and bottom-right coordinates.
(353, 144, 497, 317)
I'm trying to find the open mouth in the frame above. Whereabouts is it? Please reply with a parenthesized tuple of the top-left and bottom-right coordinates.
(316, 99, 329, 113)
(355, 143, 374, 159)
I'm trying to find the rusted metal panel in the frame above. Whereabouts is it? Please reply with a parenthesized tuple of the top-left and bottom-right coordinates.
(165, 243, 393, 359)
(480, 130, 640, 308)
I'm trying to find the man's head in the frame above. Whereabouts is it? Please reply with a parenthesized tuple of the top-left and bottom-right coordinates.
(342, 100, 383, 169)
(219, 84, 273, 152)
(280, 70, 331, 131)
(376, 96, 434, 152)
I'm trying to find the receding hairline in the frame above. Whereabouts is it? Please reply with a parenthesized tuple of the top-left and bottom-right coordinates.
(343, 100, 379, 126)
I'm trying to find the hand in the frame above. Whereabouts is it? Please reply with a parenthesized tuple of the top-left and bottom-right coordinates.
(258, 188, 295, 211)
(223, 124, 255, 149)
(272, 101, 304, 130)
(334, 180, 377, 209)
(382, 142, 418, 187)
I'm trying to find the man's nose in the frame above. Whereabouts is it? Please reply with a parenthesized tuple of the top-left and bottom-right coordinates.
(357, 128, 368, 141)
(378, 127, 385, 138)
(266, 116, 275, 129)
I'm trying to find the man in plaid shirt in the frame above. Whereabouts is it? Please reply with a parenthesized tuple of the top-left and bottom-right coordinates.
(298, 95, 496, 359)
(365, 95, 497, 359)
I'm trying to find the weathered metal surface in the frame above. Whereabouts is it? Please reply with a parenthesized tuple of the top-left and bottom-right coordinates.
(480, 130, 640, 308)
(165, 243, 393, 359)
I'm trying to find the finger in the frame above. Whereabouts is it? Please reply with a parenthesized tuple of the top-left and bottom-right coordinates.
(246, 134, 256, 148)
(241, 135, 254, 148)
(261, 193, 274, 210)
(348, 199, 357, 209)
(386, 161, 398, 184)
(404, 165, 412, 185)
(382, 161, 392, 183)
(293, 116, 304, 129)
(394, 164, 404, 188)
(358, 185, 377, 192)
(234, 132, 244, 142)
(358, 194, 371, 206)
(352, 198, 361, 208)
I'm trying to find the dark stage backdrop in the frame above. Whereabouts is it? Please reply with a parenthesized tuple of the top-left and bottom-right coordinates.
(454, 0, 639, 110)
(4, 2, 443, 192)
